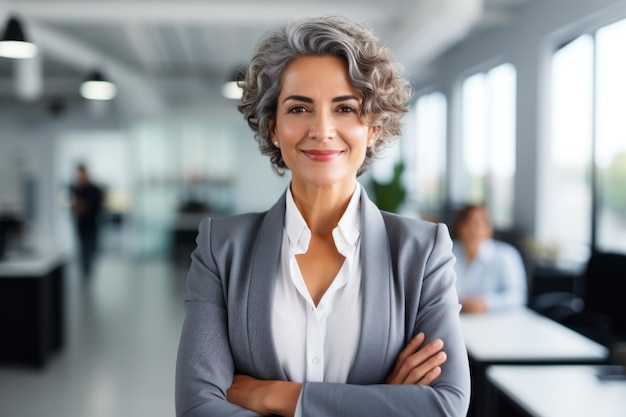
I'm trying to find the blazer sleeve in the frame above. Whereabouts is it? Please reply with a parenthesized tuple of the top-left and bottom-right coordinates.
(298, 223, 471, 417)
(175, 218, 261, 417)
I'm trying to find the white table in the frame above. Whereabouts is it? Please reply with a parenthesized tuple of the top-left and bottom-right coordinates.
(460, 307, 608, 363)
(487, 365, 626, 417)
(460, 308, 609, 417)
(0, 251, 66, 277)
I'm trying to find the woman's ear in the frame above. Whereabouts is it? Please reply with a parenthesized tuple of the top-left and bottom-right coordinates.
(367, 126, 381, 148)
(269, 119, 277, 141)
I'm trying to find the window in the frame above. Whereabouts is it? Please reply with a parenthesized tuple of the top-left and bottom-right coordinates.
(542, 17, 626, 266)
(404, 91, 447, 221)
(543, 35, 594, 266)
(131, 117, 236, 256)
(595, 19, 626, 254)
(460, 63, 517, 228)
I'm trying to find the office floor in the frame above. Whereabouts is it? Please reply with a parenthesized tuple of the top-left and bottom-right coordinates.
(0, 251, 188, 417)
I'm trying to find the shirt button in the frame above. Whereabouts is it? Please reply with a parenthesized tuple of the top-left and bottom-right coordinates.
(311, 356, 319, 364)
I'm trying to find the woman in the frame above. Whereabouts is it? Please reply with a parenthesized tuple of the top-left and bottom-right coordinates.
(175, 16, 470, 417)
(451, 204, 527, 313)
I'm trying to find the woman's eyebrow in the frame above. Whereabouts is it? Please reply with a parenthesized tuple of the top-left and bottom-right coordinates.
(282, 95, 312, 104)
(282, 94, 360, 104)
(332, 95, 360, 103)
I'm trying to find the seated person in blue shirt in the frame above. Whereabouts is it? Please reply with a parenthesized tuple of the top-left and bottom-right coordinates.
(451, 204, 527, 313)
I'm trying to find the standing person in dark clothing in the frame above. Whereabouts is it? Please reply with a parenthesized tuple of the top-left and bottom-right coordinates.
(70, 164, 103, 279)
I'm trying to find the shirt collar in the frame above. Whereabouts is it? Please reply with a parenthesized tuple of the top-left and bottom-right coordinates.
(333, 184, 361, 257)
(285, 187, 310, 255)
(284, 184, 362, 259)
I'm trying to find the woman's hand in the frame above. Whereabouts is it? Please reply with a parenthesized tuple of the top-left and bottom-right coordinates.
(227, 374, 302, 417)
(461, 296, 488, 313)
(386, 332, 447, 385)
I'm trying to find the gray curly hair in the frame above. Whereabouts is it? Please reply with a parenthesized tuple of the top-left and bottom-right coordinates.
(237, 15, 412, 176)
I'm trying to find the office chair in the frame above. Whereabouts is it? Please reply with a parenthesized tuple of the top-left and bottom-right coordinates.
(583, 252, 626, 334)
(534, 251, 626, 347)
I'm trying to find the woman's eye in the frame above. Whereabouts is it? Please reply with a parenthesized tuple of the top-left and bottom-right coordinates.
(287, 105, 308, 113)
(337, 105, 357, 113)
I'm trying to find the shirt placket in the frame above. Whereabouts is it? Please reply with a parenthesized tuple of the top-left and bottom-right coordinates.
(304, 303, 324, 382)
(288, 246, 326, 382)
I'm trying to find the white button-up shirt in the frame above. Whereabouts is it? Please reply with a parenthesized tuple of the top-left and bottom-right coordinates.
(271, 184, 363, 387)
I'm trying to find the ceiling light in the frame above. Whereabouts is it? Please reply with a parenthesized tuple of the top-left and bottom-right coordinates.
(221, 81, 242, 100)
(221, 67, 245, 100)
(0, 16, 38, 59)
(80, 71, 117, 100)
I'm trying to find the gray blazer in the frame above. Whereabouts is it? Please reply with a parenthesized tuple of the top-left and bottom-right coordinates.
(175, 190, 470, 417)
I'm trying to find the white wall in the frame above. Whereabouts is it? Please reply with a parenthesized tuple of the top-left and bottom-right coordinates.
(231, 121, 291, 213)
(1, 118, 62, 252)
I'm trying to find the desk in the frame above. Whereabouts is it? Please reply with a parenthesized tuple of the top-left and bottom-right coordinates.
(460, 308, 609, 417)
(461, 308, 608, 363)
(487, 365, 626, 417)
(0, 252, 67, 368)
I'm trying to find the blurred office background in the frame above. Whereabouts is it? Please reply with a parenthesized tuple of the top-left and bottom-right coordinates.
(1, 0, 625, 416)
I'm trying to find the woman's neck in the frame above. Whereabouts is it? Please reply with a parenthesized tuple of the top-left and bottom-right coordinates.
(290, 181, 356, 236)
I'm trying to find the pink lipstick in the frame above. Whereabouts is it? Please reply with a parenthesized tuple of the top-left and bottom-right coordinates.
(302, 150, 343, 161)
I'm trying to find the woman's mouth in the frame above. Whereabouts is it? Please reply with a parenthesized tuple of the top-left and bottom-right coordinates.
(302, 149, 343, 161)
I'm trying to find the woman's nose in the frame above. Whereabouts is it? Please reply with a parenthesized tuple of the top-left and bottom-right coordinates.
(308, 111, 336, 140)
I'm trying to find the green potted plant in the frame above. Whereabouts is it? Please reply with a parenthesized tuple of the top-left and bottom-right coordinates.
(370, 162, 406, 213)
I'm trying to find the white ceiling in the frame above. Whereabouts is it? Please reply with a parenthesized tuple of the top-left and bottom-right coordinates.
(0, 0, 530, 114)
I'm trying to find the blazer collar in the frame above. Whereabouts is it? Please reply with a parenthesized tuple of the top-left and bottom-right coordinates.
(246, 188, 393, 383)
(246, 192, 288, 379)
(347, 189, 393, 384)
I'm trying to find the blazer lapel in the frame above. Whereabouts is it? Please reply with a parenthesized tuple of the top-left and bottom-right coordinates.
(246, 192, 288, 380)
(347, 190, 394, 384)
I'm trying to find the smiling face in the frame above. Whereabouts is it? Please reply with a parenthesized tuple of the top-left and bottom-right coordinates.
(269, 55, 379, 194)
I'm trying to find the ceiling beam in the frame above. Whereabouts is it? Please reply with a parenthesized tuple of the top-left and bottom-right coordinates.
(123, 23, 163, 73)
(1, 0, 497, 106)
(27, 22, 167, 115)
(8, 1, 393, 25)
(391, 0, 484, 75)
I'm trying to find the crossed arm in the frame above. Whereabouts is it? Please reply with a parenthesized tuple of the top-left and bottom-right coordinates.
(176, 292, 460, 417)
(226, 332, 447, 416)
